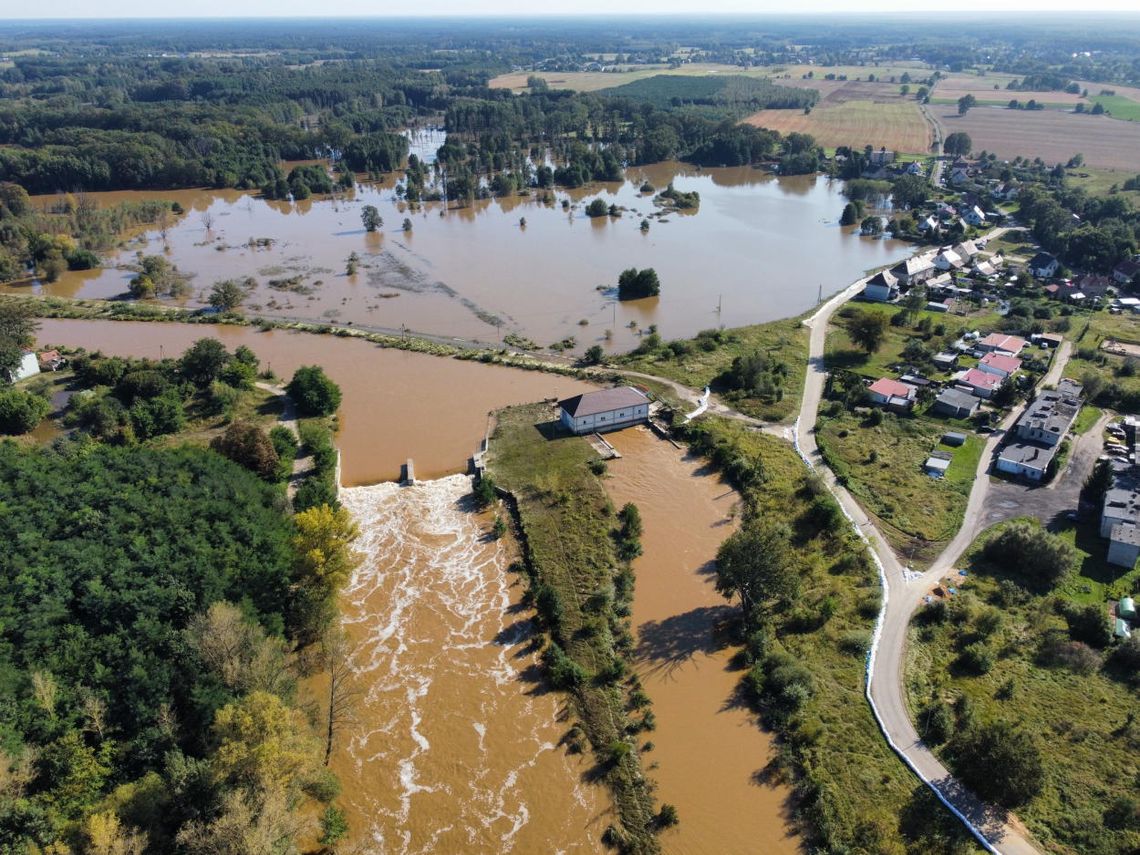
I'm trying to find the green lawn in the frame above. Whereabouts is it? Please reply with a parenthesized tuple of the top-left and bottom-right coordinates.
(1089, 94, 1140, 121)
(826, 302, 1006, 383)
(1072, 405, 1102, 436)
(816, 410, 983, 564)
(619, 313, 809, 422)
(906, 519, 1140, 855)
(1066, 314, 1140, 407)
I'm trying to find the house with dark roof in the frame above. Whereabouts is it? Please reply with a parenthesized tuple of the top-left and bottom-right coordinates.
(996, 442, 1056, 482)
(1113, 258, 1140, 286)
(932, 388, 980, 418)
(888, 252, 937, 286)
(1028, 252, 1059, 279)
(863, 269, 900, 302)
(558, 387, 649, 435)
(1014, 379, 1082, 447)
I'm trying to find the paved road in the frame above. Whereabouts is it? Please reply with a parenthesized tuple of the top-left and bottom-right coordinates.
(795, 265, 1065, 855)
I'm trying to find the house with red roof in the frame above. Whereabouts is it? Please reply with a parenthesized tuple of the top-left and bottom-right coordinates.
(958, 368, 1004, 398)
(977, 352, 1022, 379)
(867, 377, 916, 411)
(976, 333, 1027, 355)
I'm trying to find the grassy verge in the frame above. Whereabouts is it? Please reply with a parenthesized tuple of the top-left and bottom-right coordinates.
(905, 518, 1140, 854)
(618, 313, 809, 422)
(1067, 314, 1140, 410)
(486, 403, 661, 854)
(674, 416, 978, 854)
(816, 410, 982, 564)
(1072, 405, 1102, 436)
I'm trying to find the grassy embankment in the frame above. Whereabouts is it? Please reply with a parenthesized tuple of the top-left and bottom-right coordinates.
(906, 518, 1140, 855)
(3, 293, 617, 382)
(673, 416, 979, 854)
(618, 313, 809, 422)
(486, 403, 661, 854)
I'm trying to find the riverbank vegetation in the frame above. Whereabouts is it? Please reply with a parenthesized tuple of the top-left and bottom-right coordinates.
(907, 517, 1140, 854)
(674, 416, 975, 853)
(619, 313, 809, 422)
(486, 403, 662, 854)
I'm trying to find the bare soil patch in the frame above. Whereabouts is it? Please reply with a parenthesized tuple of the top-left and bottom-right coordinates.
(745, 99, 932, 153)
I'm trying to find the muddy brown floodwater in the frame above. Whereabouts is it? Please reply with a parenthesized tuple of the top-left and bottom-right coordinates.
(334, 476, 609, 854)
(603, 426, 799, 855)
(16, 161, 905, 353)
(34, 318, 596, 484)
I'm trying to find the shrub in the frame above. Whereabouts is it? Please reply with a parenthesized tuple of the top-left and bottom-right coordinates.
(1065, 603, 1111, 648)
(210, 422, 281, 481)
(541, 642, 585, 689)
(950, 721, 1043, 807)
(656, 803, 679, 828)
(918, 701, 954, 744)
(957, 641, 995, 675)
(0, 388, 51, 435)
(982, 521, 1076, 588)
(286, 365, 342, 416)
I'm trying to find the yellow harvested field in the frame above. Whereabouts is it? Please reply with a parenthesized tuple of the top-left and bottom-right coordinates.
(935, 73, 1083, 106)
(489, 62, 931, 94)
(744, 100, 933, 154)
(937, 106, 1140, 170)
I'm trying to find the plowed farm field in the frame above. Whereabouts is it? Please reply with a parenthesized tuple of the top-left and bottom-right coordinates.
(745, 99, 933, 154)
(937, 106, 1140, 170)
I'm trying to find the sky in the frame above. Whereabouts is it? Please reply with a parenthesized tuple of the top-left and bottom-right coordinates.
(4, 0, 1140, 17)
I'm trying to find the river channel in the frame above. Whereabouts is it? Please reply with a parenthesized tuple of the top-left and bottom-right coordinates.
(603, 426, 798, 855)
(15, 161, 904, 353)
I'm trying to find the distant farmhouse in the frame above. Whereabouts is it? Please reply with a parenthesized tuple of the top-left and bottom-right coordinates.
(558, 387, 650, 435)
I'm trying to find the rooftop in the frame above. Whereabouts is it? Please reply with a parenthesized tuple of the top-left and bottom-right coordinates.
(936, 387, 978, 408)
(1110, 524, 1140, 546)
(961, 368, 1002, 390)
(978, 333, 1027, 354)
(559, 387, 648, 418)
(869, 377, 914, 399)
(980, 352, 1022, 374)
(999, 442, 1057, 469)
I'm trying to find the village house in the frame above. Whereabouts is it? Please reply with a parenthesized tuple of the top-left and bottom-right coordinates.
(558, 387, 650, 435)
(976, 333, 1027, 355)
(996, 442, 1056, 482)
(1030, 332, 1064, 349)
(862, 269, 899, 302)
(1071, 273, 1114, 301)
(5, 351, 40, 384)
(37, 350, 66, 372)
(918, 215, 940, 233)
(934, 247, 966, 271)
(868, 149, 895, 167)
(1108, 525, 1140, 570)
(932, 387, 980, 419)
(977, 352, 1022, 379)
(867, 377, 916, 411)
(888, 252, 937, 286)
(1028, 252, 1060, 279)
(959, 367, 1003, 398)
(963, 206, 986, 226)
(1113, 258, 1140, 286)
(1101, 468, 1140, 568)
(974, 256, 1003, 278)
(904, 161, 924, 176)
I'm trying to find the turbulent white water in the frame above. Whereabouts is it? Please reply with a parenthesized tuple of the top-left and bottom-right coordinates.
(335, 475, 605, 855)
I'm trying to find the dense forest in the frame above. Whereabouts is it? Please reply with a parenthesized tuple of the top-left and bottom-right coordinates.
(0, 332, 356, 853)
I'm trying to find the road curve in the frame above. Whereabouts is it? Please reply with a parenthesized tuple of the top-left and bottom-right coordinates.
(796, 268, 1055, 854)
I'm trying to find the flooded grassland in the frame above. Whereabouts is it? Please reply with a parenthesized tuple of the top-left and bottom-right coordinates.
(16, 162, 904, 354)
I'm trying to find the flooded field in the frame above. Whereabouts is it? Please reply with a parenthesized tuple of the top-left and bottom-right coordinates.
(16, 161, 905, 352)
(603, 427, 798, 855)
(334, 476, 608, 854)
(34, 318, 595, 485)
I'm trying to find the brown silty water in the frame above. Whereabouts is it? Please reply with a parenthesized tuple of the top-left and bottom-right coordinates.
(333, 475, 609, 854)
(34, 318, 596, 484)
(16, 160, 906, 353)
(602, 426, 799, 855)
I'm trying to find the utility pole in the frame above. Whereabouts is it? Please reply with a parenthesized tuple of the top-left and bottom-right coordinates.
(717, 294, 722, 315)
(818, 283, 823, 304)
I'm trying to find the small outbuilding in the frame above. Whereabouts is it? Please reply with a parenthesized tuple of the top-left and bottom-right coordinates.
(932, 388, 980, 419)
(924, 454, 952, 478)
(942, 432, 967, 447)
(1119, 596, 1137, 620)
(558, 387, 650, 435)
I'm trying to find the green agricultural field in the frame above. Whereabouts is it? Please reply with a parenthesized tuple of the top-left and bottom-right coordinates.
(816, 410, 983, 563)
(1089, 94, 1140, 121)
(906, 518, 1140, 855)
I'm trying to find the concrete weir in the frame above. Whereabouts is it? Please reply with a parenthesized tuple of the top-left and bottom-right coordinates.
(402, 458, 416, 486)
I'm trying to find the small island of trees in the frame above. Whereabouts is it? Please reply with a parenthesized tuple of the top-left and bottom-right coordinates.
(617, 267, 661, 300)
